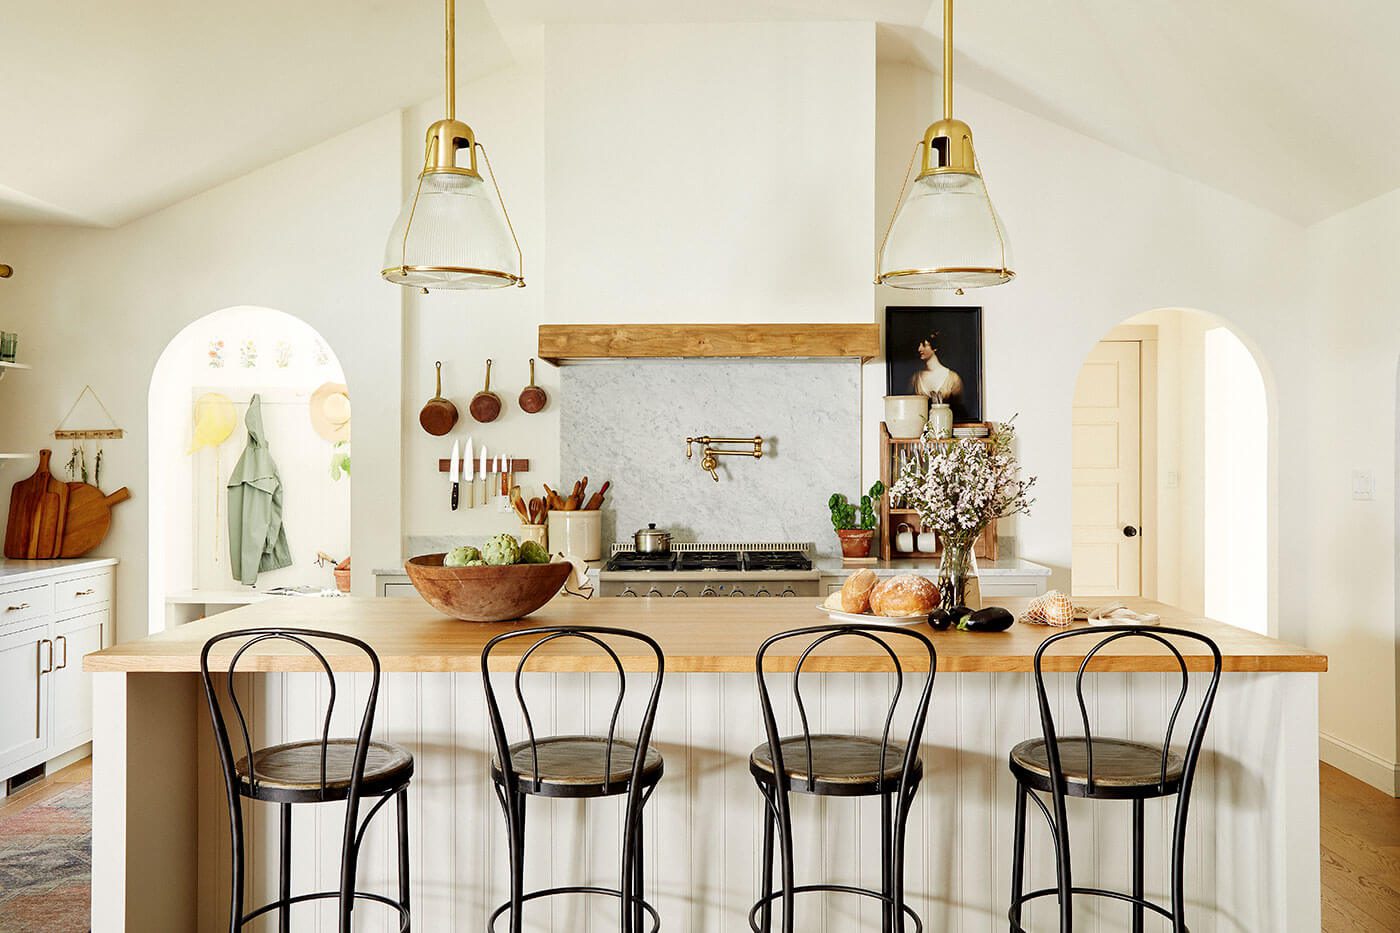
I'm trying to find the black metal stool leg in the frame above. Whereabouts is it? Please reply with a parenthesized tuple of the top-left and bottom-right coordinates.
(1170, 792, 1192, 933)
(509, 792, 527, 933)
(1051, 797, 1073, 933)
(893, 782, 917, 933)
(279, 803, 292, 933)
(881, 791, 894, 933)
(758, 790, 776, 933)
(1009, 784, 1027, 932)
(775, 788, 797, 933)
(228, 797, 246, 933)
(627, 804, 646, 933)
(397, 788, 412, 930)
(1132, 799, 1145, 933)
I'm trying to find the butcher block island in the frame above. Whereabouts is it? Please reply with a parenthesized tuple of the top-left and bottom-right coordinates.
(86, 596, 1326, 932)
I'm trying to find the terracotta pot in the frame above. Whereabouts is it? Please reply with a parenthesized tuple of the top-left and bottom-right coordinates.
(836, 528, 875, 559)
(405, 554, 572, 622)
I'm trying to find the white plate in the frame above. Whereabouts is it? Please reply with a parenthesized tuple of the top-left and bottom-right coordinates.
(814, 604, 927, 627)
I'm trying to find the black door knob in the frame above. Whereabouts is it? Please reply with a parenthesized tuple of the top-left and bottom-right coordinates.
(1123, 525, 1139, 538)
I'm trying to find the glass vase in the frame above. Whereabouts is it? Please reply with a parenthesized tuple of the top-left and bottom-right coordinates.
(937, 533, 981, 611)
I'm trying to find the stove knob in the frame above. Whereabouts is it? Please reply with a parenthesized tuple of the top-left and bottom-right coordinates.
(730, 587, 746, 597)
(700, 586, 718, 598)
(779, 588, 797, 597)
(620, 588, 638, 597)
(754, 587, 771, 598)
(646, 587, 663, 598)
(672, 586, 689, 597)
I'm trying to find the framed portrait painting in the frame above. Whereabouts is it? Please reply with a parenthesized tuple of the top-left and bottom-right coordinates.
(884, 306, 984, 423)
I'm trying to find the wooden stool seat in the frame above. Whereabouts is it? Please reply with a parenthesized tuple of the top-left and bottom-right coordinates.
(236, 739, 415, 802)
(750, 734, 919, 796)
(1009, 736, 1183, 798)
(492, 734, 665, 798)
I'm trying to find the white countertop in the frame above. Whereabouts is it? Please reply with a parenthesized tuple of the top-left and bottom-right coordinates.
(165, 588, 342, 605)
(0, 556, 118, 584)
(813, 557, 1052, 578)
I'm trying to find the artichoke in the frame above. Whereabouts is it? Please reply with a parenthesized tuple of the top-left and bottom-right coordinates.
(443, 545, 481, 567)
(519, 540, 550, 564)
(464, 559, 487, 567)
(482, 533, 521, 566)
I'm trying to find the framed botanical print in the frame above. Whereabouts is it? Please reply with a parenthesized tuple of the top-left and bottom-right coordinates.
(884, 305, 984, 423)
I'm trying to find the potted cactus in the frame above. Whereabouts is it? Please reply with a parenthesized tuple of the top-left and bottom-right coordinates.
(828, 481, 885, 558)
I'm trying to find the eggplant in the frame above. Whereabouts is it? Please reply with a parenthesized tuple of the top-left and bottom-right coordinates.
(926, 608, 955, 630)
(955, 606, 1014, 632)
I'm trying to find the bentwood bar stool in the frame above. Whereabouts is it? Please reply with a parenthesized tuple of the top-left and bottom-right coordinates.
(748, 623, 936, 933)
(200, 628, 413, 933)
(482, 626, 666, 933)
(1008, 625, 1222, 933)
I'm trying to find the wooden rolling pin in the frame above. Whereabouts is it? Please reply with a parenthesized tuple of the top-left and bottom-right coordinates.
(582, 481, 610, 511)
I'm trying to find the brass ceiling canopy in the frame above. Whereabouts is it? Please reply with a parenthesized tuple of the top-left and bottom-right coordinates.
(0, 265, 12, 279)
(382, 0, 524, 291)
(876, 0, 1014, 293)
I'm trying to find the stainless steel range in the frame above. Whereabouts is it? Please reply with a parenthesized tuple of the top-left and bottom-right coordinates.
(599, 542, 820, 598)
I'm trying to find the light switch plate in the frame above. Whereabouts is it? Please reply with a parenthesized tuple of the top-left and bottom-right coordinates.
(1351, 469, 1375, 501)
(1165, 470, 1180, 489)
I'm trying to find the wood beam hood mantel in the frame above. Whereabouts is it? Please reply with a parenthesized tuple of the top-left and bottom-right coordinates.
(537, 323, 881, 364)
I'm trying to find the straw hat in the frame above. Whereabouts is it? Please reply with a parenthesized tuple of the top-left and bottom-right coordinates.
(309, 382, 351, 442)
(187, 393, 237, 454)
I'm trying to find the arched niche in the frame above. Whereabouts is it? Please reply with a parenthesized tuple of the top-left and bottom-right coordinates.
(146, 306, 350, 632)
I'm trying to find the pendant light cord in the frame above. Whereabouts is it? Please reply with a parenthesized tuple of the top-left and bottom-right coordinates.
(943, 0, 953, 120)
(445, 0, 456, 120)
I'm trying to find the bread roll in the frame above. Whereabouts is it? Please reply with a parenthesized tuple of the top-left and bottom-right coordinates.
(840, 569, 879, 613)
(823, 591, 845, 611)
(869, 574, 938, 617)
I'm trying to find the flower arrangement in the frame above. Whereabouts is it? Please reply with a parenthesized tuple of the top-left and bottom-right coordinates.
(891, 419, 1035, 608)
(891, 419, 1035, 539)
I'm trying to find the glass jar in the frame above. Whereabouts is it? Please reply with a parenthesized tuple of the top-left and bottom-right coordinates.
(937, 532, 981, 610)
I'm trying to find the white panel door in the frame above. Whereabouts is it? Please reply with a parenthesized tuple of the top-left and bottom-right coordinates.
(1072, 341, 1141, 596)
(0, 623, 50, 771)
(51, 610, 108, 749)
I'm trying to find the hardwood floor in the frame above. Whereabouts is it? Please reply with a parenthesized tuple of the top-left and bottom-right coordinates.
(1322, 762, 1400, 931)
(1, 757, 1396, 928)
(0, 756, 91, 818)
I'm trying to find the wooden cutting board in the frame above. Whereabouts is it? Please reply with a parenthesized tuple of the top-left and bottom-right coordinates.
(29, 478, 70, 559)
(4, 450, 54, 559)
(59, 483, 131, 558)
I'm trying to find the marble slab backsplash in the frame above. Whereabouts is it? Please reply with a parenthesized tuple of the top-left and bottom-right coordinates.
(560, 359, 860, 557)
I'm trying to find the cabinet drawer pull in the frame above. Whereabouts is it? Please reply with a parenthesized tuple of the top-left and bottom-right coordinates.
(6, 602, 30, 612)
(73, 589, 96, 597)
(38, 638, 53, 675)
(55, 635, 68, 671)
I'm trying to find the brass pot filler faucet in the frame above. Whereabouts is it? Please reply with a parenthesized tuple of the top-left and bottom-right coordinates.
(685, 435, 763, 482)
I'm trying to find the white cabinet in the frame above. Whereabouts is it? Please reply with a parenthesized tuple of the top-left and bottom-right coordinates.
(0, 560, 115, 783)
(0, 623, 50, 771)
(51, 610, 107, 749)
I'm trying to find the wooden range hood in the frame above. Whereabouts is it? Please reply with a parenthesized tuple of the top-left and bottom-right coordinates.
(537, 323, 880, 365)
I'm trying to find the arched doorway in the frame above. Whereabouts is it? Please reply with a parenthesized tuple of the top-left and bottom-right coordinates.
(146, 306, 350, 632)
(1071, 308, 1270, 633)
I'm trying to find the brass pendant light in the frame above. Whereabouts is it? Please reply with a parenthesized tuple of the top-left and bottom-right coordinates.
(382, 0, 524, 291)
(876, 0, 1013, 293)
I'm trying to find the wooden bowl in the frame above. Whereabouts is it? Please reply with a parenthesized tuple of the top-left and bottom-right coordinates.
(405, 554, 571, 622)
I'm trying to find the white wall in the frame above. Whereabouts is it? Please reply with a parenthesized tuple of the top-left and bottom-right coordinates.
(400, 22, 878, 546)
(0, 114, 405, 644)
(1306, 190, 1400, 789)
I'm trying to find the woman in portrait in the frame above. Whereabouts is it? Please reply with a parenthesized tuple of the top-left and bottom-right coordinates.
(907, 332, 964, 403)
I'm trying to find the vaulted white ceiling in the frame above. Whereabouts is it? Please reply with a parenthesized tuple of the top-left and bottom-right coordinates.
(3, 0, 1397, 227)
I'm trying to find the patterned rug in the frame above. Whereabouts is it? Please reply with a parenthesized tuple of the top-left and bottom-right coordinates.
(0, 781, 91, 932)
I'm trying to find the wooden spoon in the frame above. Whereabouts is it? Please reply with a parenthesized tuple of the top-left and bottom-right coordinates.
(518, 358, 548, 413)
(469, 359, 502, 423)
(510, 486, 530, 524)
(528, 498, 544, 524)
(419, 361, 458, 436)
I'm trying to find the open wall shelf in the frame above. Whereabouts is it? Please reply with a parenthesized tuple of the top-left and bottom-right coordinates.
(538, 323, 880, 364)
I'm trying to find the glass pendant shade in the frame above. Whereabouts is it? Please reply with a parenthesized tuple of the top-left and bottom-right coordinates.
(382, 170, 521, 289)
(878, 171, 1013, 289)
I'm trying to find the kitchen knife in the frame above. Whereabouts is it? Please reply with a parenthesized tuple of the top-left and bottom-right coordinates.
(449, 439, 460, 511)
(479, 444, 489, 507)
(464, 436, 475, 508)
